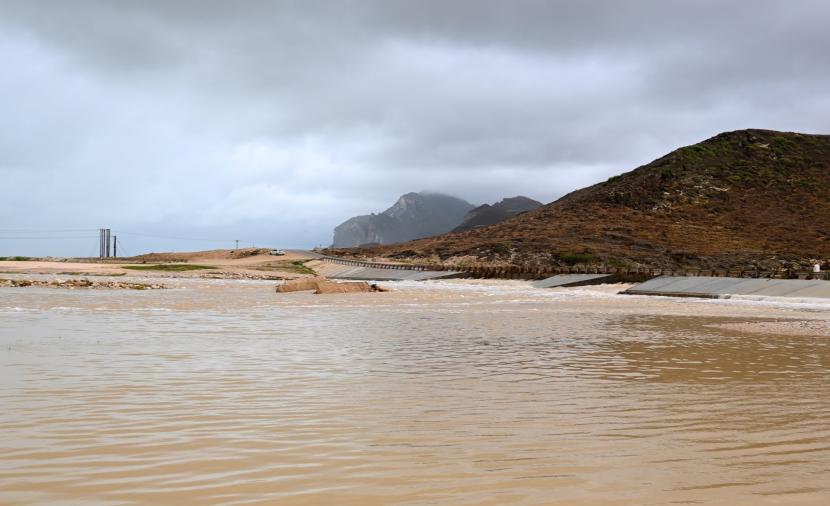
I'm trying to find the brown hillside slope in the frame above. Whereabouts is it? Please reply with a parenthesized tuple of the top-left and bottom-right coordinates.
(337, 130, 830, 271)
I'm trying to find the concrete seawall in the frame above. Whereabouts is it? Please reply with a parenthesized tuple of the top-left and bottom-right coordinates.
(533, 274, 617, 288)
(293, 250, 829, 284)
(317, 264, 465, 281)
(625, 276, 830, 299)
(304, 254, 464, 281)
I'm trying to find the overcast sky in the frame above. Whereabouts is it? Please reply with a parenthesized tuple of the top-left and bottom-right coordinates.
(2, 0, 830, 255)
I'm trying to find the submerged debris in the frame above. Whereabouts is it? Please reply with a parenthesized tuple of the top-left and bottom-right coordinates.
(276, 278, 388, 294)
(0, 278, 166, 290)
(275, 278, 320, 292)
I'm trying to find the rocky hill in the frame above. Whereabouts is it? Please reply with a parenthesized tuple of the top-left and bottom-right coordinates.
(452, 196, 543, 232)
(338, 130, 830, 271)
(331, 192, 474, 247)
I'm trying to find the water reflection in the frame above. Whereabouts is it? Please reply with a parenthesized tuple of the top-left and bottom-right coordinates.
(1, 279, 829, 505)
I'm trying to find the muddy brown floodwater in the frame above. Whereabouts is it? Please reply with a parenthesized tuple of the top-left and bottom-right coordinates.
(1, 276, 829, 505)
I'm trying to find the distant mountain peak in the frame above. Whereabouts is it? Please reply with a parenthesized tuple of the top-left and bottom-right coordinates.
(332, 192, 473, 247)
(452, 195, 543, 233)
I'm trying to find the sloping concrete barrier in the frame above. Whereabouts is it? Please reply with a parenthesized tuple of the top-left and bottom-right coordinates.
(304, 254, 465, 281)
(323, 265, 464, 281)
(624, 276, 830, 299)
(533, 273, 618, 289)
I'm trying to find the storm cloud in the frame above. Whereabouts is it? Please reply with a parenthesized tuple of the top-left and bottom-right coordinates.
(2, 0, 830, 254)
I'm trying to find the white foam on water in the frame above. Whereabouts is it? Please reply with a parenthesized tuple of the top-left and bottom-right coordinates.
(385, 278, 830, 313)
(706, 294, 830, 311)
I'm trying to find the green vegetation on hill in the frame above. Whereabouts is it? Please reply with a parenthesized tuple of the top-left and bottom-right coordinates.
(350, 129, 830, 272)
(252, 259, 316, 276)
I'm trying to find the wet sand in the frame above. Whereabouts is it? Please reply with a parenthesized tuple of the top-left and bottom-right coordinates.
(0, 277, 166, 290)
(1, 278, 829, 505)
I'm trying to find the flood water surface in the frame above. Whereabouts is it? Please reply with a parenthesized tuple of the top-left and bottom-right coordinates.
(1, 278, 829, 505)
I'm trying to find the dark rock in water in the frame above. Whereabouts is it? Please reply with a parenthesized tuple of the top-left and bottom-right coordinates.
(453, 196, 543, 232)
(332, 192, 473, 247)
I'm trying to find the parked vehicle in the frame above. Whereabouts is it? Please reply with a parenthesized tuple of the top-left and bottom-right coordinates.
(269, 249, 286, 256)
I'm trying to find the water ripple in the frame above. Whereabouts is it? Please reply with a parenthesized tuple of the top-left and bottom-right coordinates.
(1, 279, 829, 505)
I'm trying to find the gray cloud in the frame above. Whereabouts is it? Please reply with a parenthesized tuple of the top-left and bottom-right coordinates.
(1, 0, 830, 254)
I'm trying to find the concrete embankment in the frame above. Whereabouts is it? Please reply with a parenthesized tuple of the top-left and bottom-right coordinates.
(533, 273, 617, 288)
(625, 276, 830, 299)
(320, 265, 464, 281)
(292, 250, 830, 288)
(304, 255, 464, 281)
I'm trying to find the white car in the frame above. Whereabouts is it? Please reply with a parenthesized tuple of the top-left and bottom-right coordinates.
(269, 249, 286, 256)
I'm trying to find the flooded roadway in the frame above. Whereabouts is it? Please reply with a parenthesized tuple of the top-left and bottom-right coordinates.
(1, 277, 829, 505)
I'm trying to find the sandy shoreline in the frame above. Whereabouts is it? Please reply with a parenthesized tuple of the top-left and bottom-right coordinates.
(2, 273, 829, 338)
(0, 249, 316, 280)
(3, 249, 830, 338)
